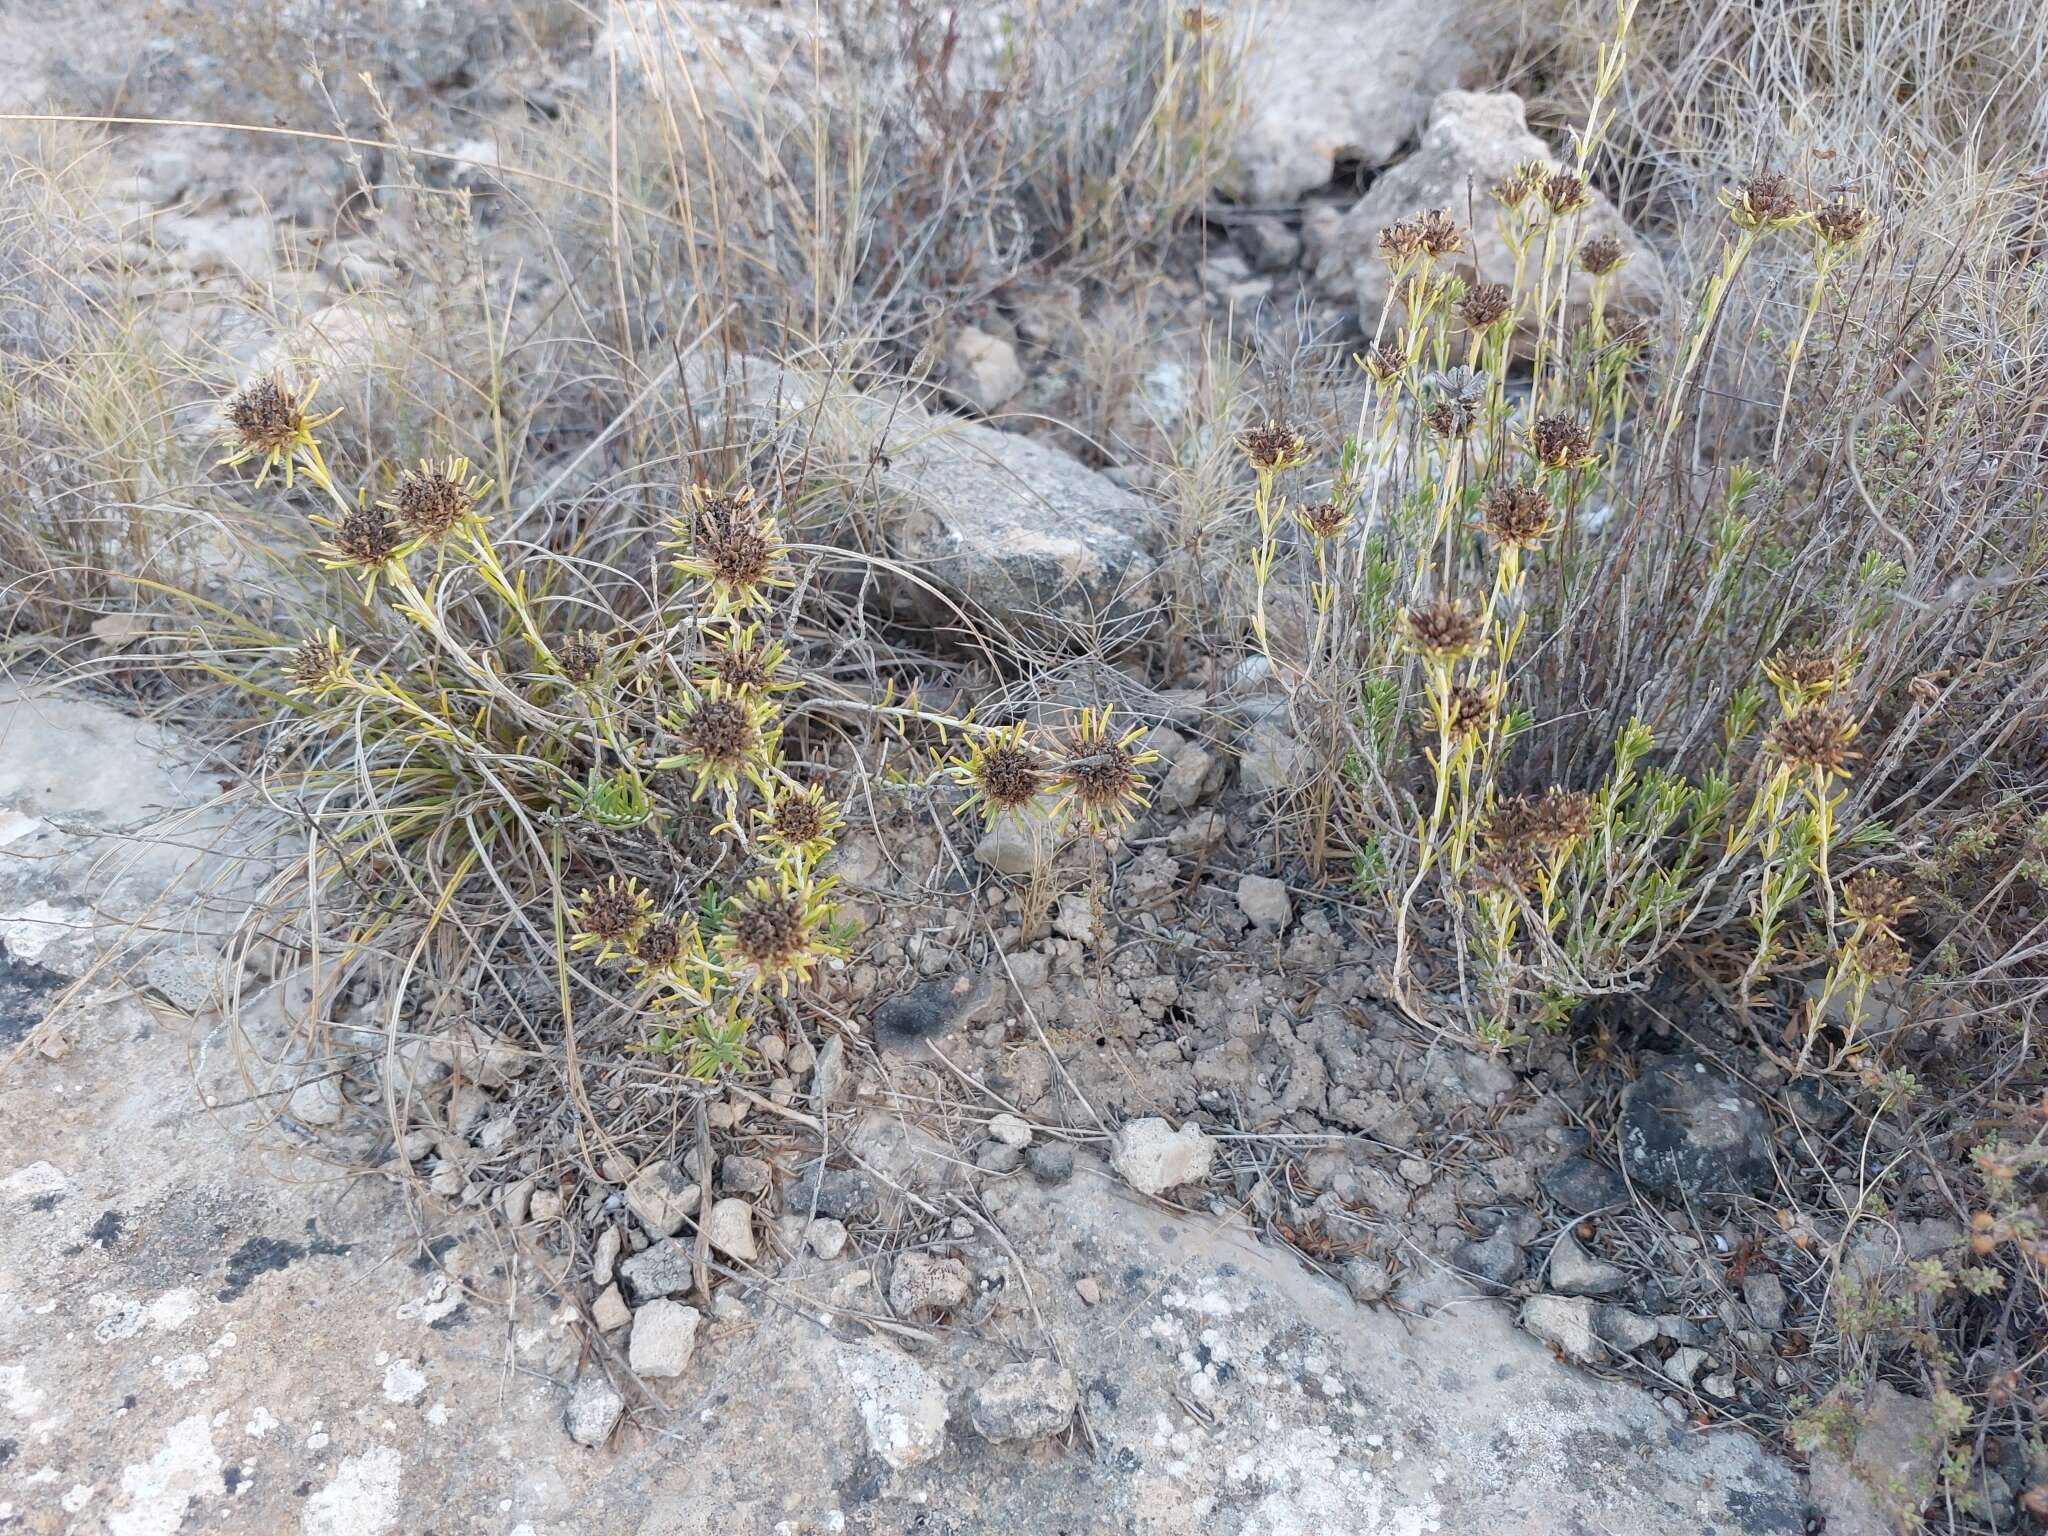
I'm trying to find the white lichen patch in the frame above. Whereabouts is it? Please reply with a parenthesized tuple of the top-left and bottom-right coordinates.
(106, 1413, 220, 1536)
(301, 1445, 403, 1536)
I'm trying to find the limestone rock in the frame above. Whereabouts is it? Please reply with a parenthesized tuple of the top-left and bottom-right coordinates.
(564, 1375, 624, 1447)
(971, 1358, 1078, 1443)
(1110, 1118, 1215, 1197)
(703, 1198, 759, 1263)
(835, 1343, 948, 1469)
(1230, 0, 1484, 202)
(889, 1251, 973, 1320)
(1235, 874, 1292, 932)
(1808, 1382, 1944, 1536)
(1316, 91, 1666, 351)
(945, 326, 1025, 415)
(628, 1300, 701, 1379)
(1548, 1231, 1628, 1297)
(1520, 1294, 1607, 1367)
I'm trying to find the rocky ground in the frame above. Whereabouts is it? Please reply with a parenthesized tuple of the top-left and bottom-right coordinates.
(0, 1, 1985, 1533)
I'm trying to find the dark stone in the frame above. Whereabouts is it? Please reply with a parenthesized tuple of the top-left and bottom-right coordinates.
(1620, 1055, 1773, 1201)
(720, 1154, 772, 1195)
(871, 975, 998, 1055)
(618, 1238, 696, 1303)
(0, 944, 69, 1043)
(1450, 1234, 1524, 1294)
(787, 1162, 879, 1221)
(1541, 1157, 1629, 1215)
(1025, 1142, 1075, 1185)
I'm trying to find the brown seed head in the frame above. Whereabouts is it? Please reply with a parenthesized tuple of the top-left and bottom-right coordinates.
(1763, 644, 1844, 699)
(729, 891, 808, 968)
(331, 506, 401, 568)
(1530, 788, 1594, 849)
(1400, 596, 1484, 661)
(768, 790, 831, 848)
(1362, 342, 1406, 382)
(557, 632, 604, 684)
(225, 377, 307, 458)
(575, 877, 649, 942)
(1491, 160, 1548, 209)
(676, 695, 760, 772)
(1858, 927, 1909, 980)
(1060, 736, 1145, 825)
(706, 638, 775, 695)
(1577, 235, 1627, 276)
(1457, 280, 1514, 332)
(1842, 870, 1914, 930)
(1294, 500, 1350, 541)
(1378, 221, 1425, 267)
(973, 740, 1045, 816)
(1812, 198, 1876, 248)
(1446, 684, 1493, 736)
(288, 633, 350, 693)
(1423, 396, 1479, 441)
(1728, 171, 1804, 230)
(633, 915, 684, 968)
(1766, 702, 1859, 777)
(1415, 208, 1464, 258)
(1478, 484, 1555, 551)
(1530, 412, 1596, 471)
(1542, 171, 1592, 216)
(387, 463, 475, 542)
(1238, 422, 1311, 473)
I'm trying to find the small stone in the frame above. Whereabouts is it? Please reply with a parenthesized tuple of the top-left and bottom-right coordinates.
(1520, 1295, 1607, 1366)
(1052, 893, 1096, 945)
(1342, 1258, 1395, 1303)
(592, 1228, 622, 1288)
(974, 805, 1060, 877)
(530, 1190, 563, 1221)
(1663, 1345, 1709, 1388)
(618, 1239, 696, 1303)
(1074, 1276, 1101, 1306)
(988, 1114, 1033, 1149)
(1620, 1056, 1773, 1202)
(1741, 1272, 1788, 1332)
(628, 1299, 701, 1379)
(1540, 1157, 1630, 1215)
(1451, 1234, 1524, 1295)
(971, 1359, 1079, 1443)
(625, 1160, 700, 1237)
(703, 1198, 758, 1262)
(1111, 1118, 1215, 1197)
(1025, 1142, 1075, 1185)
(500, 1178, 534, 1227)
(836, 1343, 948, 1469)
(719, 1154, 772, 1196)
(873, 974, 1000, 1055)
(1548, 1231, 1628, 1297)
(590, 1283, 631, 1333)
(1238, 721, 1310, 794)
(889, 1251, 972, 1320)
(1808, 1381, 1944, 1536)
(807, 1219, 849, 1260)
(1235, 874, 1292, 931)
(564, 1375, 623, 1447)
(288, 1075, 346, 1128)
(946, 325, 1025, 415)
(1594, 1305, 1660, 1352)
(812, 1036, 848, 1107)
(1701, 1372, 1737, 1400)
(1397, 1158, 1433, 1187)
(1158, 743, 1217, 812)
(976, 1140, 1023, 1175)
(787, 1162, 879, 1220)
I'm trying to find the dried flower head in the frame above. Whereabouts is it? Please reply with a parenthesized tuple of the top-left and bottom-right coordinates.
(1052, 706, 1159, 835)
(1842, 870, 1915, 930)
(1485, 788, 1593, 855)
(219, 374, 339, 486)
(285, 629, 354, 696)
(1529, 412, 1598, 471)
(670, 484, 792, 615)
(666, 692, 778, 799)
(1491, 159, 1548, 209)
(383, 457, 488, 544)
(1361, 341, 1407, 383)
(696, 623, 797, 698)
(1857, 927, 1909, 980)
(557, 631, 605, 685)
(1608, 317, 1653, 354)
(949, 722, 1049, 827)
(1457, 280, 1514, 332)
(1766, 702, 1859, 778)
(1576, 235, 1627, 276)
(1763, 645, 1845, 702)
(631, 914, 687, 971)
(1423, 395, 1480, 441)
(720, 869, 840, 995)
(1542, 171, 1592, 216)
(1478, 484, 1555, 551)
(1724, 171, 1806, 232)
(1414, 208, 1465, 259)
(1238, 422, 1312, 474)
(754, 781, 843, 863)
(1812, 198, 1876, 249)
(317, 505, 404, 593)
(1400, 596, 1485, 662)
(1445, 683, 1494, 737)
(571, 874, 654, 958)
(1377, 221, 1425, 267)
(1294, 500, 1351, 541)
